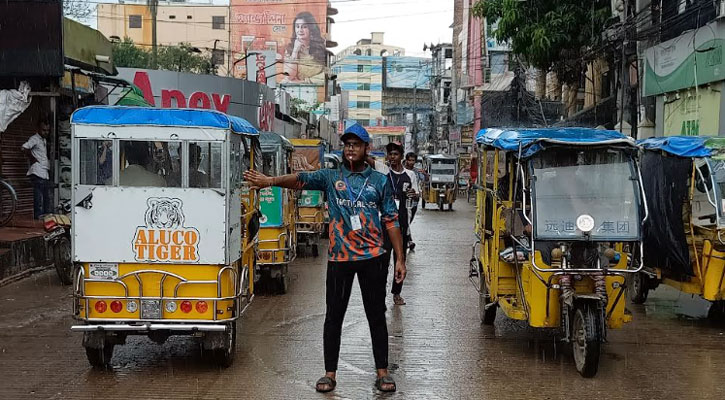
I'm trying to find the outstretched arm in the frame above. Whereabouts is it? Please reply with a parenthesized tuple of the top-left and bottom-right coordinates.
(243, 170, 304, 190)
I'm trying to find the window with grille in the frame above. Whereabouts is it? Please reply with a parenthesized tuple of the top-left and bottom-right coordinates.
(129, 15, 142, 29)
(212, 16, 225, 30)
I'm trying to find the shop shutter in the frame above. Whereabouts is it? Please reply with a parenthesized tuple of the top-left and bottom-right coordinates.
(0, 100, 42, 221)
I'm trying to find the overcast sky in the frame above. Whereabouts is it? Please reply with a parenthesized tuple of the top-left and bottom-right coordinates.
(330, 0, 454, 57)
(84, 0, 453, 57)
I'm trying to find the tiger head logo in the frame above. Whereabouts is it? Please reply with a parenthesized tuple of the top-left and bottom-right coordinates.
(144, 198, 184, 229)
(133, 197, 199, 263)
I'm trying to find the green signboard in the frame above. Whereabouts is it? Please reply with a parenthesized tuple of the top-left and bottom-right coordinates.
(298, 190, 323, 207)
(260, 186, 283, 227)
(644, 21, 725, 96)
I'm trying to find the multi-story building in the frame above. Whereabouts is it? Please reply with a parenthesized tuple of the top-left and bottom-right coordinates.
(97, 0, 231, 75)
(332, 33, 404, 127)
(429, 43, 453, 152)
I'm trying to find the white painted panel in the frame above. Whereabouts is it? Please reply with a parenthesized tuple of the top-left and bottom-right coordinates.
(226, 188, 243, 264)
(73, 125, 227, 141)
(73, 187, 226, 264)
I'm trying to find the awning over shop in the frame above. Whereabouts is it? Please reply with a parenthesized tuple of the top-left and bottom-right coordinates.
(63, 18, 116, 76)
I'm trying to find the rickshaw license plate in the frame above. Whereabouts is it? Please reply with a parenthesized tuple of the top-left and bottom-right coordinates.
(88, 263, 118, 280)
(141, 300, 162, 319)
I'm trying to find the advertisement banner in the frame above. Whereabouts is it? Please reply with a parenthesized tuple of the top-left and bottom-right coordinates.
(384, 57, 431, 89)
(663, 83, 721, 136)
(260, 186, 284, 227)
(231, 0, 328, 86)
(246, 50, 278, 88)
(298, 189, 323, 207)
(643, 21, 725, 96)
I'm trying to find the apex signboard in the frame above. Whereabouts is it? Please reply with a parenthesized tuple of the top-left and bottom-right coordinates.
(116, 68, 276, 130)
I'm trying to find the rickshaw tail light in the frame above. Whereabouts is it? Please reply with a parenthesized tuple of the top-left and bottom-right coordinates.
(110, 301, 123, 313)
(196, 301, 208, 313)
(180, 301, 192, 313)
(94, 301, 107, 313)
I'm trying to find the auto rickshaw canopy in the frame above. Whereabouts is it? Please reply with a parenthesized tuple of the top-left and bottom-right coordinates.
(71, 106, 259, 136)
(638, 136, 725, 159)
(260, 131, 294, 152)
(476, 127, 634, 158)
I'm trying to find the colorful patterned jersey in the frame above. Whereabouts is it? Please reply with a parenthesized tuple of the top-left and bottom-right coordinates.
(298, 165, 399, 261)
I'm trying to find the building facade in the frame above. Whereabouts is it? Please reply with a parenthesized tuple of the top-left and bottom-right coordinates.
(97, 1, 231, 75)
(333, 33, 405, 127)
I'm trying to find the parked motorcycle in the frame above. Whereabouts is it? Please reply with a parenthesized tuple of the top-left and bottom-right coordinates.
(44, 201, 72, 285)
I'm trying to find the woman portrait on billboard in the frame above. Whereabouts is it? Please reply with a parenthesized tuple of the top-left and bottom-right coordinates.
(282, 11, 326, 84)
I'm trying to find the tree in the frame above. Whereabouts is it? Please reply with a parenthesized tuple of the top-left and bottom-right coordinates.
(63, 0, 94, 21)
(156, 43, 217, 74)
(112, 38, 151, 69)
(473, 0, 611, 116)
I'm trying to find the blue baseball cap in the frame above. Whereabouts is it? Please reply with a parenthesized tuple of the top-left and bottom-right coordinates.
(341, 123, 370, 143)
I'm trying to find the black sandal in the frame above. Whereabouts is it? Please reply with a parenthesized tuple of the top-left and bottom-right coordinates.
(315, 376, 337, 393)
(375, 375, 397, 392)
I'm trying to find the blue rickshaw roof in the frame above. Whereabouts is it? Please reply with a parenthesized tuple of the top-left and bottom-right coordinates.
(475, 128, 635, 157)
(637, 136, 717, 158)
(71, 106, 259, 135)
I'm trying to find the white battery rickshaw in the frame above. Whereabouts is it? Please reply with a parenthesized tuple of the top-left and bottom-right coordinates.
(69, 106, 260, 367)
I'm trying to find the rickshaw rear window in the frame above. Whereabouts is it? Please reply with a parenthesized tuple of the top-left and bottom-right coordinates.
(80, 140, 113, 185)
(120, 140, 182, 188)
(189, 142, 222, 188)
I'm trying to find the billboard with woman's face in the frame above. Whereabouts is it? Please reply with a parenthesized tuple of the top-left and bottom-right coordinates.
(231, 0, 328, 85)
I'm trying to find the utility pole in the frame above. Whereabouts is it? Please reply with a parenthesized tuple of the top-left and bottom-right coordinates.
(412, 82, 418, 152)
(148, 0, 159, 69)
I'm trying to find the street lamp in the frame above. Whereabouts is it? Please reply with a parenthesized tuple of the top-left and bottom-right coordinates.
(266, 72, 289, 83)
(233, 51, 261, 67)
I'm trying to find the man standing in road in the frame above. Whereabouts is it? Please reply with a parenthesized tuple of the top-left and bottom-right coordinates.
(370, 143, 418, 305)
(404, 152, 424, 250)
(21, 119, 51, 219)
(243, 123, 405, 393)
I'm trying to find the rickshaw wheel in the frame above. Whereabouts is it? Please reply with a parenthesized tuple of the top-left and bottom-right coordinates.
(479, 265, 496, 325)
(212, 321, 237, 368)
(571, 303, 602, 378)
(54, 237, 73, 285)
(438, 202, 444, 211)
(276, 274, 289, 294)
(629, 272, 649, 305)
(85, 344, 114, 368)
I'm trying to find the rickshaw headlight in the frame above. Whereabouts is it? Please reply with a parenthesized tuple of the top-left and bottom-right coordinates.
(110, 301, 123, 313)
(94, 301, 107, 313)
(180, 301, 192, 313)
(196, 301, 209, 314)
(126, 300, 138, 313)
(165, 301, 177, 313)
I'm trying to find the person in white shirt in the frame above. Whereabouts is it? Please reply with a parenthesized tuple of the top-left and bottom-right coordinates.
(21, 120, 51, 219)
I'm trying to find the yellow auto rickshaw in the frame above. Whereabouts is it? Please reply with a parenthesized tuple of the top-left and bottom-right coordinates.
(290, 138, 326, 257)
(258, 132, 297, 293)
(70, 106, 259, 368)
(470, 128, 646, 377)
(422, 154, 458, 211)
(632, 136, 725, 316)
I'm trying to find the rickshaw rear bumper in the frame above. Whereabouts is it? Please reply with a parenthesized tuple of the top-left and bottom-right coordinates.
(71, 323, 228, 332)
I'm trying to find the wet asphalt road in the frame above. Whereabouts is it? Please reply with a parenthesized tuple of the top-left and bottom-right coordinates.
(2, 200, 725, 399)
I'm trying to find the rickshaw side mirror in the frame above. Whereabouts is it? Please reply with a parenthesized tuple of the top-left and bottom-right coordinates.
(76, 193, 93, 210)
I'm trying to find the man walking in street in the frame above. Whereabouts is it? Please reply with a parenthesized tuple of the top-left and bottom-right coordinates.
(243, 123, 405, 393)
(370, 143, 418, 305)
(21, 119, 51, 219)
(404, 152, 425, 251)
